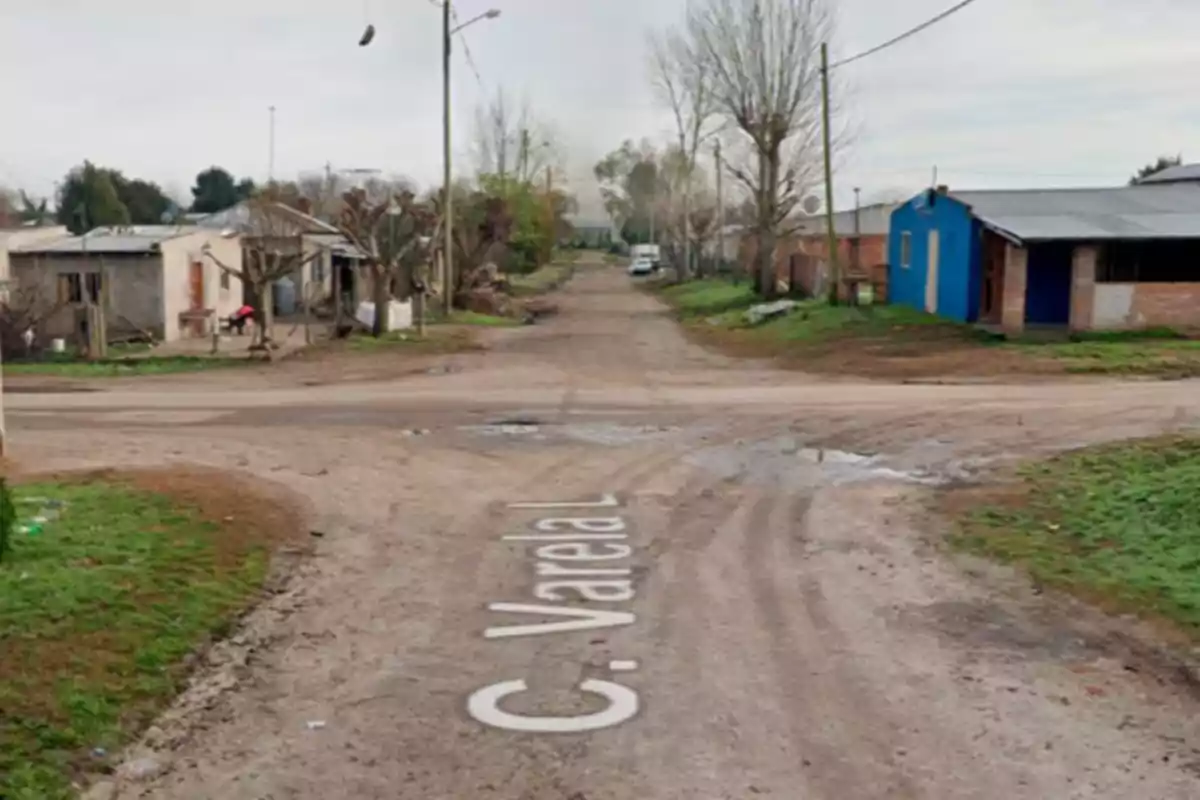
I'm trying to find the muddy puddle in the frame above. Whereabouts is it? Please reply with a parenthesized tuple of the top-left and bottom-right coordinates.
(685, 434, 946, 490)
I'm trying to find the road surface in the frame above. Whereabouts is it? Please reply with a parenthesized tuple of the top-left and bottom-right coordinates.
(15, 258, 1200, 799)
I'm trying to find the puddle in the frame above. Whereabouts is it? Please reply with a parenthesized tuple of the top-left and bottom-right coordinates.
(685, 435, 943, 490)
(559, 423, 681, 446)
(465, 422, 545, 437)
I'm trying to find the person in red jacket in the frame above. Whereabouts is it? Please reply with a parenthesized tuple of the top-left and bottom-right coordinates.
(228, 304, 255, 335)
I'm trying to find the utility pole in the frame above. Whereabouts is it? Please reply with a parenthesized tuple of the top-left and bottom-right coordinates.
(441, 0, 454, 316)
(819, 43, 839, 305)
(268, 106, 276, 185)
(545, 165, 554, 257)
(714, 140, 724, 279)
(853, 186, 862, 276)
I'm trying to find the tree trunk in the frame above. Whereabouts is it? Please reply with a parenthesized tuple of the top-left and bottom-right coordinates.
(260, 300, 275, 348)
(372, 269, 391, 337)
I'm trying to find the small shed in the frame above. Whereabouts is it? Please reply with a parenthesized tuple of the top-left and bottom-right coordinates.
(888, 184, 1200, 333)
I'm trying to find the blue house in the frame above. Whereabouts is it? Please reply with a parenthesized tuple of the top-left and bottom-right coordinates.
(887, 184, 1200, 333)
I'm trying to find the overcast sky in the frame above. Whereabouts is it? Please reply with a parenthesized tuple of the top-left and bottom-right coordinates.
(2, 0, 1197, 217)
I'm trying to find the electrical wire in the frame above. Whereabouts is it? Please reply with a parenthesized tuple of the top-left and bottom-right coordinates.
(830, 0, 984, 69)
(450, 5, 486, 87)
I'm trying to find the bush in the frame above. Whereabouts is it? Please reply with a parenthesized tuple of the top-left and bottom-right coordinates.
(0, 478, 14, 564)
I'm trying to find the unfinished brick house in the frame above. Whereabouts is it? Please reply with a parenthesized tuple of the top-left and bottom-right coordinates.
(888, 184, 1200, 333)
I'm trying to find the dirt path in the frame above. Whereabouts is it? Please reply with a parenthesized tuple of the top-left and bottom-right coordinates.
(13, 257, 1200, 799)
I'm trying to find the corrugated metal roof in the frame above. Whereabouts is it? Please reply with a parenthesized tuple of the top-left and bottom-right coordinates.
(14, 225, 205, 255)
(947, 185, 1200, 242)
(793, 203, 899, 238)
(1137, 163, 1200, 184)
(193, 201, 339, 235)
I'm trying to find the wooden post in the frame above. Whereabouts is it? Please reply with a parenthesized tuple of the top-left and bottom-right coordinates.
(820, 42, 839, 306)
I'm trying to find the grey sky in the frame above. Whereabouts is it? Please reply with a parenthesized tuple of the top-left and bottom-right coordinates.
(2, 0, 1198, 216)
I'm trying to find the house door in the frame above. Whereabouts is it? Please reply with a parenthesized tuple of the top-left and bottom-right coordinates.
(979, 233, 1007, 323)
(925, 231, 940, 314)
(189, 261, 205, 310)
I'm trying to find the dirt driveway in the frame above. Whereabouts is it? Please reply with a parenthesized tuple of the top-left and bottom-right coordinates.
(11, 257, 1200, 799)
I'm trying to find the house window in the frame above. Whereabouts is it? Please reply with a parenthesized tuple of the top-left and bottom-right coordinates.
(312, 256, 326, 286)
(57, 272, 102, 304)
(900, 232, 912, 269)
(85, 273, 103, 303)
(58, 273, 81, 303)
(220, 269, 231, 291)
(1098, 240, 1200, 282)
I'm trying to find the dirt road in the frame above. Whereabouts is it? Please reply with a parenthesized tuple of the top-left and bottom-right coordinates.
(14, 258, 1200, 799)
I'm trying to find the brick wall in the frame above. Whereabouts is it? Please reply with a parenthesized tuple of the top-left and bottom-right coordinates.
(1129, 284, 1200, 329)
(1001, 243, 1028, 333)
(776, 234, 889, 300)
(1069, 245, 1097, 331)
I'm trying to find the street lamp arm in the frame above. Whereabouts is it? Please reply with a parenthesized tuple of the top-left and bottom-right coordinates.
(450, 8, 501, 34)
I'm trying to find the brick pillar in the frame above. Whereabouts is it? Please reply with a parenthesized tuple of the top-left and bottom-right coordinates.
(1069, 245, 1098, 332)
(1001, 243, 1027, 335)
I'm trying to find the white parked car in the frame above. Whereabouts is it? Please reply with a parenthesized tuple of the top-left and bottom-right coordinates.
(627, 257, 656, 276)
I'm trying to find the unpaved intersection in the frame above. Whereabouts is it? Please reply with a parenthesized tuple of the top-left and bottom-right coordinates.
(12, 264, 1200, 798)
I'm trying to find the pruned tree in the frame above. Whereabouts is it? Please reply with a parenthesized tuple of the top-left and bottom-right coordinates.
(442, 186, 513, 301)
(336, 188, 438, 336)
(649, 26, 717, 278)
(201, 197, 327, 351)
(0, 283, 65, 358)
(683, 0, 833, 298)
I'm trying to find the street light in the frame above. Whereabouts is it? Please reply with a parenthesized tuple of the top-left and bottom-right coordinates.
(358, 4, 501, 316)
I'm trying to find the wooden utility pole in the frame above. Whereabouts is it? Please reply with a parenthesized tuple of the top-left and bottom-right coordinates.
(545, 165, 554, 258)
(820, 43, 839, 305)
(441, 0, 454, 316)
(714, 140, 724, 279)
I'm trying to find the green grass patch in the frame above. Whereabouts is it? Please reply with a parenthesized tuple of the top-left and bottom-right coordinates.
(659, 279, 759, 319)
(438, 310, 521, 327)
(1003, 333, 1200, 376)
(948, 436, 1200, 636)
(507, 263, 574, 296)
(3, 355, 247, 379)
(346, 327, 479, 354)
(752, 300, 968, 343)
(0, 475, 294, 799)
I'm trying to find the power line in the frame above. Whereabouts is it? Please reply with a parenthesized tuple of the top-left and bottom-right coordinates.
(448, 5, 485, 86)
(831, 0, 984, 69)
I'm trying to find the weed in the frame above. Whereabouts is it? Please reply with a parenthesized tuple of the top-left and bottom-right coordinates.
(0, 478, 12, 563)
(948, 436, 1200, 636)
(0, 478, 289, 798)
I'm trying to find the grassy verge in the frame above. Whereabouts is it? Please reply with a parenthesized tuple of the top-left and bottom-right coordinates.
(0, 471, 302, 799)
(1010, 337, 1200, 377)
(653, 277, 1200, 380)
(3, 355, 249, 379)
(346, 327, 481, 354)
(658, 278, 972, 343)
(943, 436, 1200, 637)
(507, 263, 575, 296)
(436, 310, 521, 328)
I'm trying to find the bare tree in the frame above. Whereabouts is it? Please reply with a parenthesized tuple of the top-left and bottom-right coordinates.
(336, 188, 438, 337)
(473, 88, 559, 187)
(649, 27, 717, 278)
(684, 0, 833, 298)
(201, 197, 327, 351)
(0, 284, 64, 357)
